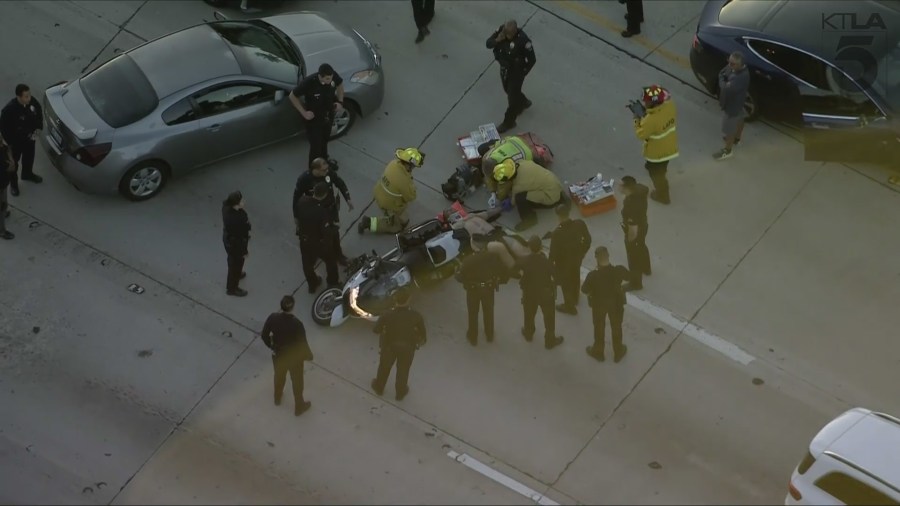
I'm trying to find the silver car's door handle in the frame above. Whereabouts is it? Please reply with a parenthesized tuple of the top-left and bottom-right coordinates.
(206, 124, 221, 132)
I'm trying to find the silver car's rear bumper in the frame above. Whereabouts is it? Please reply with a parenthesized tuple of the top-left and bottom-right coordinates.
(40, 132, 118, 195)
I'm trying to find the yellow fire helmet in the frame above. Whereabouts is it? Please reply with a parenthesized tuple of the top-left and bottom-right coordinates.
(493, 158, 517, 181)
(395, 147, 425, 167)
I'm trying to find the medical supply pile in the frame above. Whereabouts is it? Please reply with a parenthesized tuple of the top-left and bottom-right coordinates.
(568, 174, 615, 204)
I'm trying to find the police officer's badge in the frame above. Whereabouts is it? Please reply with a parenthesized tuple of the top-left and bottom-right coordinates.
(525, 42, 532, 50)
(325, 175, 331, 183)
(510, 42, 515, 49)
(29, 105, 35, 112)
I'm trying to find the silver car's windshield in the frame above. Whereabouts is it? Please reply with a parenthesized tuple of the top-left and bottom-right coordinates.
(210, 21, 300, 84)
(80, 54, 159, 128)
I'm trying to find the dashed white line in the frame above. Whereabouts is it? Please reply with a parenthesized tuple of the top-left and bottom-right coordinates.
(447, 450, 560, 505)
(578, 266, 756, 366)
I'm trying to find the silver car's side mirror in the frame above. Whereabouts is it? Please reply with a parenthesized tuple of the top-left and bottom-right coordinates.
(274, 90, 285, 104)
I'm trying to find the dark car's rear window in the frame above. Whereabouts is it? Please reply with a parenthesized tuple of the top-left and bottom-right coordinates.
(80, 54, 159, 128)
(718, 0, 776, 31)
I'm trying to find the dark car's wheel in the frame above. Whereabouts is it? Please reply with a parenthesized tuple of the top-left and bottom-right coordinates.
(329, 101, 357, 139)
(743, 88, 761, 122)
(312, 287, 342, 326)
(119, 160, 169, 201)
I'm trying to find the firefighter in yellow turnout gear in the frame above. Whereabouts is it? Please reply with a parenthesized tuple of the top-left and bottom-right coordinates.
(633, 84, 678, 204)
(359, 148, 425, 235)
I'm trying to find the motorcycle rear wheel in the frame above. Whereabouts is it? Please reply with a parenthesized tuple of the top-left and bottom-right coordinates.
(312, 287, 343, 326)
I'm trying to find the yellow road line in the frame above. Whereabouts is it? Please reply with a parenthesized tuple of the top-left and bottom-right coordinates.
(552, 0, 692, 70)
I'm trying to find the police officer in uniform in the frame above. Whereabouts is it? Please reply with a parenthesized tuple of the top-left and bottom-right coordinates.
(222, 191, 250, 297)
(486, 20, 536, 133)
(289, 64, 345, 167)
(294, 182, 340, 293)
(294, 157, 354, 264)
(261, 295, 314, 416)
(581, 246, 630, 362)
(619, 176, 651, 291)
(371, 288, 427, 401)
(0, 84, 44, 196)
(519, 235, 565, 349)
(549, 202, 592, 315)
(456, 234, 509, 346)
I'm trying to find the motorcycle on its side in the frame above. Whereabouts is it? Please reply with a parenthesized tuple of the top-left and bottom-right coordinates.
(311, 209, 501, 328)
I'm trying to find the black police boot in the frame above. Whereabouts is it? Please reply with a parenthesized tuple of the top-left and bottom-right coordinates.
(523, 99, 533, 109)
(585, 346, 605, 362)
(294, 401, 312, 416)
(514, 218, 537, 232)
(556, 303, 577, 315)
(650, 190, 670, 205)
(274, 391, 282, 406)
(10, 186, 19, 197)
(497, 121, 516, 134)
(22, 173, 43, 183)
(327, 158, 340, 171)
(621, 29, 640, 38)
(415, 29, 426, 44)
(370, 379, 384, 396)
(307, 275, 322, 294)
(614, 345, 629, 363)
(226, 288, 248, 297)
(521, 327, 534, 342)
(358, 216, 369, 234)
(545, 336, 564, 350)
(0, 231, 13, 240)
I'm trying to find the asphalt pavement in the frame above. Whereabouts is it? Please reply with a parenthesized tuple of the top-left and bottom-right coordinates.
(1, 1, 899, 504)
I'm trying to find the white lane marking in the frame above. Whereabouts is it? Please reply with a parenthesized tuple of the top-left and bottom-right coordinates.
(446, 450, 560, 505)
(578, 266, 756, 366)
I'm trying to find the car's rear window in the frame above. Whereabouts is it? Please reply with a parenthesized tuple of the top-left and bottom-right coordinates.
(718, 0, 775, 31)
(80, 54, 159, 128)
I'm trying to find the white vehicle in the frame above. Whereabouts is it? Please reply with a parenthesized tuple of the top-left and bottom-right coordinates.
(786, 407, 900, 505)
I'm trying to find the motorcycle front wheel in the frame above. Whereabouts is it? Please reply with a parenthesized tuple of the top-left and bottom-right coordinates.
(312, 287, 343, 326)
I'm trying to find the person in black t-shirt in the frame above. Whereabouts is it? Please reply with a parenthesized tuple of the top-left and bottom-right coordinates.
(619, 175, 651, 291)
(519, 235, 565, 350)
(370, 288, 426, 401)
(0, 84, 44, 196)
(222, 191, 250, 297)
(548, 202, 592, 315)
(581, 246, 630, 363)
(455, 234, 509, 346)
(293, 157, 353, 265)
(289, 63, 345, 167)
(261, 295, 314, 416)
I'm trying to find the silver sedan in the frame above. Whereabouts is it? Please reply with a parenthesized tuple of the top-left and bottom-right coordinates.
(40, 11, 385, 201)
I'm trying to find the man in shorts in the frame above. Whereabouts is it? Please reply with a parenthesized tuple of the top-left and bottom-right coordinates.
(714, 51, 750, 161)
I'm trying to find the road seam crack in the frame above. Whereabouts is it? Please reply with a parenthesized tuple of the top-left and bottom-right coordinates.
(74, 0, 149, 75)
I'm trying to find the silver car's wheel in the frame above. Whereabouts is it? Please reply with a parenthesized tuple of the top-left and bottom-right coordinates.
(329, 103, 356, 139)
(311, 287, 342, 326)
(119, 161, 169, 201)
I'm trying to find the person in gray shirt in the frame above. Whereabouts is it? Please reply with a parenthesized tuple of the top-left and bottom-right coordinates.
(714, 51, 751, 160)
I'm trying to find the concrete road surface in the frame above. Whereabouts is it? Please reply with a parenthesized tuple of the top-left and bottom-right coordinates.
(1, 0, 898, 504)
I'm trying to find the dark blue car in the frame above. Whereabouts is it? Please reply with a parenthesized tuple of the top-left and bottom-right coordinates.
(689, 0, 900, 166)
